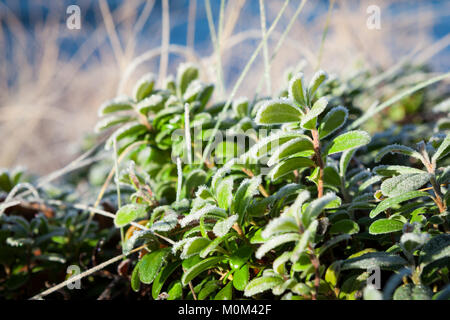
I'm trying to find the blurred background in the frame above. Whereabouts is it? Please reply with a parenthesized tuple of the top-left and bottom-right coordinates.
(0, 0, 449, 175)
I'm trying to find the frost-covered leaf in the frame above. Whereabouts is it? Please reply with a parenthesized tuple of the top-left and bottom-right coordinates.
(369, 219, 404, 235)
(261, 216, 299, 238)
(419, 234, 450, 267)
(136, 94, 165, 115)
(244, 275, 284, 297)
(339, 149, 356, 177)
(255, 233, 300, 259)
(370, 191, 429, 218)
(98, 95, 133, 116)
(341, 252, 407, 271)
(255, 99, 303, 125)
(95, 114, 132, 132)
(269, 157, 315, 181)
(375, 144, 423, 163)
(216, 177, 234, 211)
(301, 97, 328, 129)
(114, 204, 147, 227)
(380, 173, 431, 197)
(180, 205, 227, 227)
(288, 73, 307, 106)
(432, 133, 450, 163)
(308, 70, 328, 99)
(373, 165, 427, 176)
(290, 220, 318, 263)
(213, 215, 238, 237)
(233, 97, 250, 118)
(177, 63, 199, 96)
(302, 193, 337, 228)
(327, 130, 371, 155)
(267, 137, 314, 167)
(105, 121, 147, 150)
(133, 73, 156, 101)
(181, 237, 212, 259)
(319, 106, 348, 139)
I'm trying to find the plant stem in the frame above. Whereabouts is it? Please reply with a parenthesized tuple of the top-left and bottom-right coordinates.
(311, 129, 324, 198)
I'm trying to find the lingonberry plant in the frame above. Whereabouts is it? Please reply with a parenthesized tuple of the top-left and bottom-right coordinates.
(96, 64, 449, 300)
(1, 63, 448, 300)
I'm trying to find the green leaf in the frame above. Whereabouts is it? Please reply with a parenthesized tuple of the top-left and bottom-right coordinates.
(255, 233, 300, 259)
(185, 169, 207, 196)
(131, 261, 141, 292)
(327, 130, 371, 155)
(216, 177, 233, 211)
(308, 70, 328, 99)
(301, 97, 328, 129)
(98, 96, 133, 116)
(269, 157, 315, 181)
(198, 280, 220, 300)
(215, 281, 233, 300)
(370, 191, 430, 218)
(319, 106, 348, 139)
(380, 173, 431, 197)
(369, 219, 404, 235)
(233, 265, 250, 291)
(329, 219, 360, 235)
(167, 281, 183, 300)
(244, 275, 284, 297)
(151, 261, 181, 299)
(181, 256, 224, 286)
(229, 245, 253, 270)
(325, 261, 341, 287)
(393, 284, 432, 300)
(200, 234, 232, 258)
(375, 144, 423, 163)
(255, 99, 303, 125)
(267, 137, 314, 167)
(177, 63, 199, 96)
(432, 133, 450, 162)
(133, 73, 156, 101)
(302, 193, 338, 228)
(114, 204, 147, 227)
(288, 72, 307, 106)
(341, 252, 407, 271)
(139, 248, 171, 284)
